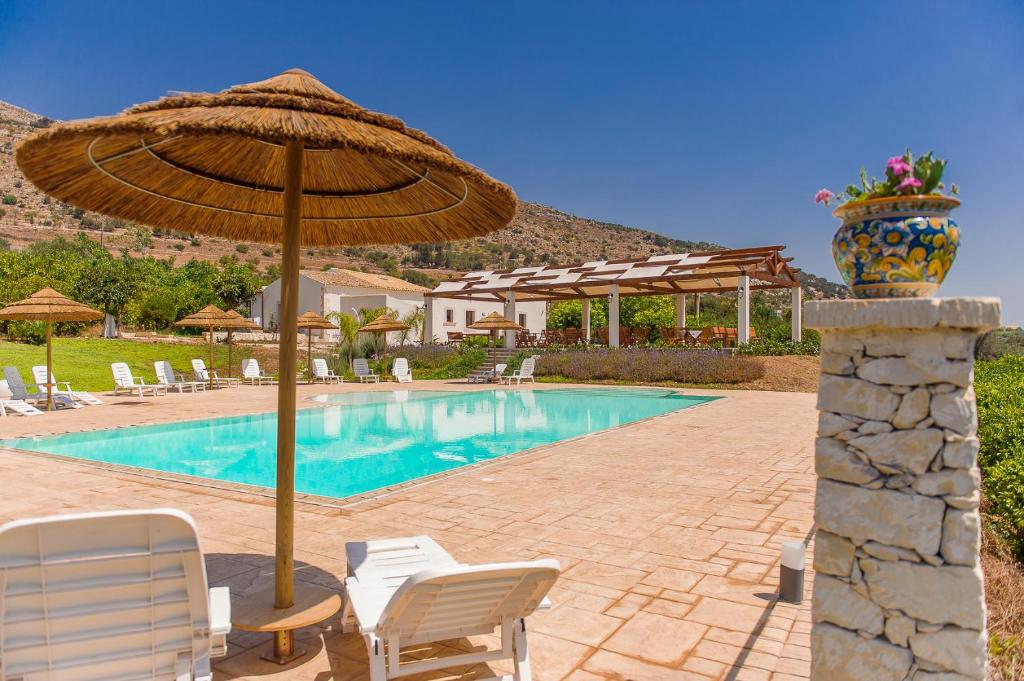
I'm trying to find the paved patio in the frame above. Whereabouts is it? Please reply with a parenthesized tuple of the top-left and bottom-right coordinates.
(0, 381, 817, 680)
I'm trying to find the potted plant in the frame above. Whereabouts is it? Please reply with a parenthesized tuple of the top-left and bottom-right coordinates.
(816, 151, 960, 298)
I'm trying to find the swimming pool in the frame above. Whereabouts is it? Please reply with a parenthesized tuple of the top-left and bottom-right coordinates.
(3, 388, 715, 500)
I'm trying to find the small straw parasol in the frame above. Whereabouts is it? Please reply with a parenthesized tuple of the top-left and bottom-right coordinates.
(15, 68, 516, 663)
(175, 305, 232, 388)
(469, 311, 523, 376)
(0, 288, 102, 411)
(296, 311, 337, 383)
(358, 314, 409, 380)
(221, 310, 260, 379)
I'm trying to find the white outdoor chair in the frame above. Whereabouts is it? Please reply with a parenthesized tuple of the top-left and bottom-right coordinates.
(354, 358, 379, 383)
(502, 357, 536, 385)
(0, 380, 43, 417)
(0, 509, 230, 681)
(111, 362, 167, 397)
(240, 358, 276, 385)
(312, 358, 343, 383)
(31, 365, 104, 405)
(342, 535, 559, 681)
(391, 357, 412, 383)
(3, 366, 80, 409)
(190, 359, 240, 388)
(154, 360, 207, 393)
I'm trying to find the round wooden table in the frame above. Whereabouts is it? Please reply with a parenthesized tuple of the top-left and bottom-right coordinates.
(232, 582, 342, 664)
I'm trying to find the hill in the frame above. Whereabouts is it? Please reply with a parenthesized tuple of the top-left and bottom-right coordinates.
(0, 100, 846, 298)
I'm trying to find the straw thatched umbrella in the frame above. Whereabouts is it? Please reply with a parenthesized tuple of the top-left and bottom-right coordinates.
(221, 310, 260, 379)
(15, 68, 516, 663)
(0, 288, 102, 411)
(469, 311, 523, 375)
(296, 311, 337, 383)
(175, 305, 231, 388)
(358, 314, 409, 380)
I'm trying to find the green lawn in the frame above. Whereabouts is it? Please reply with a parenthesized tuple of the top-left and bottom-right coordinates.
(0, 338, 250, 392)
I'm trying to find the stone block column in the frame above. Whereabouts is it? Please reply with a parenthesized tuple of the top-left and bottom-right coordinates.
(805, 298, 1000, 681)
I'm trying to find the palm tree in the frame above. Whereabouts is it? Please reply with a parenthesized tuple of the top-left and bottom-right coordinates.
(399, 307, 425, 345)
(326, 311, 359, 370)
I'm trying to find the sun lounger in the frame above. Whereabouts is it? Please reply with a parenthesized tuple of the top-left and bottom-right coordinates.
(312, 358, 343, 383)
(155, 360, 207, 393)
(392, 357, 412, 383)
(342, 535, 559, 681)
(191, 359, 240, 388)
(0, 509, 230, 681)
(31, 365, 104, 405)
(241, 358, 276, 385)
(3, 366, 80, 409)
(353, 358, 379, 383)
(111, 362, 167, 397)
(501, 356, 536, 385)
(0, 380, 43, 417)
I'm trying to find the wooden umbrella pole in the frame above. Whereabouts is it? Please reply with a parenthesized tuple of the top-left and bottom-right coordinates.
(208, 325, 215, 389)
(275, 139, 303, 618)
(228, 329, 233, 380)
(45, 318, 53, 412)
(307, 331, 312, 384)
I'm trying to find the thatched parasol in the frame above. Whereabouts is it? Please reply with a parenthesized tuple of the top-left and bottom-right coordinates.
(175, 305, 232, 387)
(358, 314, 409, 380)
(15, 68, 516, 663)
(296, 311, 337, 383)
(0, 288, 102, 411)
(469, 311, 523, 375)
(221, 310, 260, 379)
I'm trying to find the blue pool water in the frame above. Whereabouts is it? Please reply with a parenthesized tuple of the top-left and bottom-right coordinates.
(3, 388, 715, 500)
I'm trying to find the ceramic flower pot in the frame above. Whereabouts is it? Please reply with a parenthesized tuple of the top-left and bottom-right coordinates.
(832, 195, 960, 299)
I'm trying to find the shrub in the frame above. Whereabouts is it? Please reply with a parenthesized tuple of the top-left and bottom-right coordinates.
(2, 320, 46, 345)
(173, 243, 185, 251)
(978, 328, 1024, 360)
(261, 248, 273, 257)
(235, 244, 249, 254)
(986, 457, 1024, 559)
(1, 194, 16, 205)
(535, 348, 764, 384)
(736, 330, 821, 356)
(191, 237, 201, 246)
(977, 356, 1024, 560)
(387, 344, 487, 379)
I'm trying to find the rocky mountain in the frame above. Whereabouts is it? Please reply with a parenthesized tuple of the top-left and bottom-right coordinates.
(0, 100, 846, 298)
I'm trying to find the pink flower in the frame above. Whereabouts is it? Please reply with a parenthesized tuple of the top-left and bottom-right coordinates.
(814, 188, 835, 205)
(886, 156, 912, 176)
(896, 176, 922, 192)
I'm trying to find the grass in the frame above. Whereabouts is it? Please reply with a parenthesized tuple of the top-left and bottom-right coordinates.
(0, 338, 269, 392)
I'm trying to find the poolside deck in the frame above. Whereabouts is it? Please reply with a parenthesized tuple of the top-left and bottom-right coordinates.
(0, 381, 816, 680)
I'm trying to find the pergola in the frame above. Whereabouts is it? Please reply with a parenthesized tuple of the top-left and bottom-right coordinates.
(424, 245, 804, 347)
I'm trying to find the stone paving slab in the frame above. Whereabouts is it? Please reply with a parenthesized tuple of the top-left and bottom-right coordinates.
(0, 380, 817, 680)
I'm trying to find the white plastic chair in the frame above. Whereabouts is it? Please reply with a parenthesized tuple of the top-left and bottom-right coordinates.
(154, 361, 207, 393)
(312, 358, 343, 383)
(31, 366, 104, 405)
(391, 357, 412, 383)
(342, 535, 558, 681)
(0, 509, 231, 681)
(240, 358, 276, 385)
(353, 358, 379, 383)
(502, 357, 536, 384)
(111, 362, 167, 397)
(190, 359, 240, 388)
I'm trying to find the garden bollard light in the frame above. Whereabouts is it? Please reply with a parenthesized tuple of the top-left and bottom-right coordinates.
(780, 541, 805, 604)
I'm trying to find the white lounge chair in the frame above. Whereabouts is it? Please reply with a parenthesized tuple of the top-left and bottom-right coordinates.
(240, 358, 276, 385)
(312, 358, 343, 383)
(392, 357, 412, 383)
(3, 366, 80, 409)
(354, 358, 379, 383)
(31, 365, 104, 406)
(155, 360, 207, 393)
(0, 380, 43, 417)
(191, 359, 240, 388)
(502, 356, 537, 385)
(0, 509, 231, 681)
(111, 362, 167, 397)
(342, 535, 558, 681)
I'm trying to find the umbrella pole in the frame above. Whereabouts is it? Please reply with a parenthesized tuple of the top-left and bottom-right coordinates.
(308, 331, 312, 384)
(228, 329, 233, 380)
(46, 318, 52, 412)
(208, 325, 215, 389)
(274, 140, 303, 630)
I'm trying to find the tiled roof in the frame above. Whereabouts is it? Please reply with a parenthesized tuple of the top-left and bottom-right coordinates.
(300, 269, 428, 293)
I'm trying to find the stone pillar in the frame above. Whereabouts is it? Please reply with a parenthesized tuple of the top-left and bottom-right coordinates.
(806, 298, 1000, 681)
(675, 293, 687, 329)
(582, 298, 592, 343)
(504, 291, 517, 348)
(737, 275, 750, 344)
(791, 286, 803, 342)
(608, 285, 620, 348)
(424, 297, 435, 344)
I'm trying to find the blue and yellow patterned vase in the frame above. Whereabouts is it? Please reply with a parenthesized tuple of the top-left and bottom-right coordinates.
(832, 195, 960, 298)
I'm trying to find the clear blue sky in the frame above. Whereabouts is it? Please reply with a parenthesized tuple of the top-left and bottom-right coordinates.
(2, 1, 1022, 324)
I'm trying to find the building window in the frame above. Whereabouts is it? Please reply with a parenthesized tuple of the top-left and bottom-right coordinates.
(465, 310, 475, 326)
(445, 309, 454, 323)
(518, 313, 527, 327)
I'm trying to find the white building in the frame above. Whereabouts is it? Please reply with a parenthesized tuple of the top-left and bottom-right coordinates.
(424, 295, 547, 344)
(250, 269, 430, 341)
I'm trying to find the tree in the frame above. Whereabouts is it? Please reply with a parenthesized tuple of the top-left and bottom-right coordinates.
(548, 299, 607, 330)
(215, 260, 263, 310)
(327, 311, 360, 369)
(399, 307, 425, 345)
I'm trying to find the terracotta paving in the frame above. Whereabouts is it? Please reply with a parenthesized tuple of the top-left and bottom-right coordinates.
(0, 380, 817, 680)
